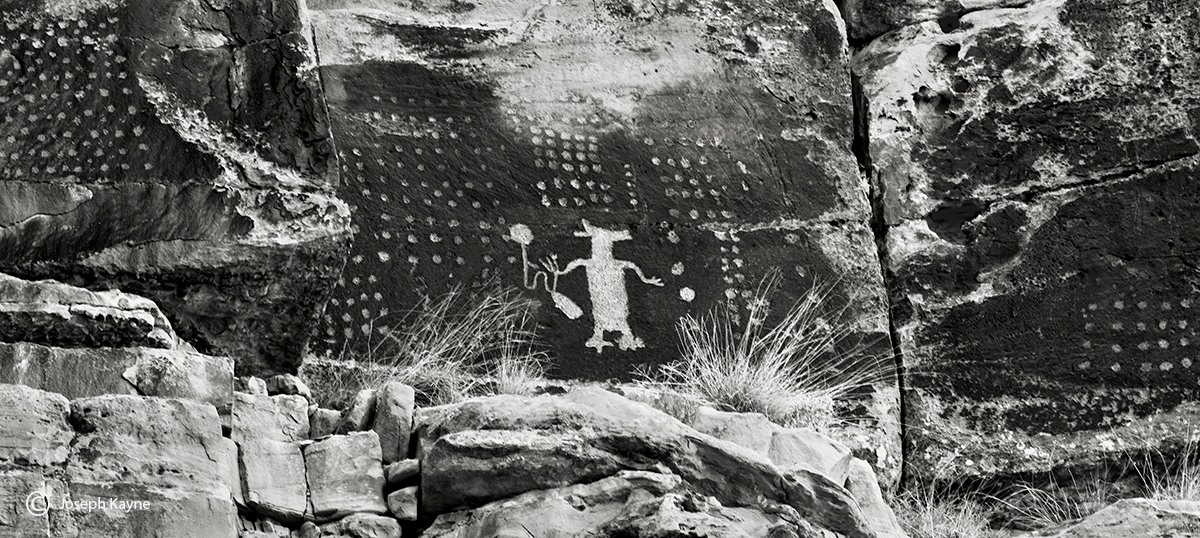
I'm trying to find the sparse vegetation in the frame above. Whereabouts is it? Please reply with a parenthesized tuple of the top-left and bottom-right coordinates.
(638, 271, 891, 429)
(893, 487, 1002, 538)
(302, 286, 548, 407)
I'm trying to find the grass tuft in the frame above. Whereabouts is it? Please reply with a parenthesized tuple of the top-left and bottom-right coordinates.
(640, 271, 891, 429)
(893, 487, 1002, 538)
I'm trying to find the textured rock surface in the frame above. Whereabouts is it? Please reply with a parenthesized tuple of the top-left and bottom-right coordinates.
(0, 342, 234, 415)
(317, 513, 401, 538)
(304, 431, 387, 521)
(689, 405, 776, 456)
(386, 486, 419, 522)
(305, 0, 893, 447)
(65, 395, 237, 538)
(0, 0, 351, 376)
(0, 384, 72, 466)
(1029, 498, 1200, 538)
(857, 0, 1200, 482)
(842, 0, 1030, 41)
(0, 469, 56, 537)
(372, 382, 414, 463)
(0, 272, 180, 349)
(239, 439, 308, 524)
(231, 392, 310, 444)
(416, 387, 881, 537)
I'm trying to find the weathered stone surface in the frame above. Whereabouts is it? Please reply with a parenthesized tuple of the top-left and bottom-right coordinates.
(372, 382, 415, 463)
(1030, 498, 1200, 538)
(844, 458, 906, 538)
(317, 513, 401, 538)
(417, 387, 878, 537)
(304, 431, 387, 521)
(0, 342, 233, 414)
(0, 384, 71, 466)
(770, 427, 853, 484)
(232, 392, 310, 444)
(65, 395, 237, 538)
(240, 439, 308, 524)
(336, 388, 376, 434)
(306, 0, 891, 423)
(0, 0, 351, 376)
(841, 0, 1029, 41)
(424, 471, 810, 538)
(236, 377, 269, 396)
(386, 486, 419, 522)
(384, 459, 420, 490)
(265, 374, 312, 400)
(215, 437, 244, 508)
(309, 406, 341, 439)
(856, 0, 1200, 483)
(689, 406, 776, 456)
(0, 273, 180, 349)
(0, 469, 52, 537)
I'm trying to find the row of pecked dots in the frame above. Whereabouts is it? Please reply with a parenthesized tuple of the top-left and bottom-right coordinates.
(1, 17, 149, 178)
(506, 96, 612, 128)
(343, 150, 504, 211)
(642, 134, 740, 221)
(526, 126, 625, 208)
(1077, 298, 1198, 373)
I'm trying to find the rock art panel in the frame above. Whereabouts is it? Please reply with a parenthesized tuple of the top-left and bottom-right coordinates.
(306, 0, 890, 389)
(0, 0, 351, 375)
(857, 0, 1200, 481)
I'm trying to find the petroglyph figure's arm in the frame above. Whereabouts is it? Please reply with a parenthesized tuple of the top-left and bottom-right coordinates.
(555, 259, 588, 275)
(623, 262, 663, 286)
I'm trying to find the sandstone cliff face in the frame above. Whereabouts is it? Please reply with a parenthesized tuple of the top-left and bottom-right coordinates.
(0, 0, 351, 375)
(857, 0, 1200, 481)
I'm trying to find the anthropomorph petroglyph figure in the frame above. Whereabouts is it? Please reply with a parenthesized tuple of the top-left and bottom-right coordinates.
(546, 219, 663, 353)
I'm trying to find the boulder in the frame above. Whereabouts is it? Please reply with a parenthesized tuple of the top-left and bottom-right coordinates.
(386, 486, 419, 521)
(0, 469, 53, 537)
(372, 382, 415, 463)
(855, 0, 1200, 483)
(335, 388, 376, 434)
(65, 395, 237, 538)
(384, 459, 420, 490)
(239, 439, 308, 524)
(0, 342, 233, 415)
(236, 377, 270, 396)
(232, 392, 310, 444)
(0, 384, 72, 466)
(304, 432, 387, 521)
(417, 387, 878, 537)
(265, 374, 313, 400)
(0, 0, 351, 377)
(309, 407, 341, 439)
(317, 513, 401, 538)
(1030, 498, 1200, 538)
(844, 459, 906, 538)
(770, 427, 854, 484)
(689, 406, 776, 456)
(0, 273, 179, 349)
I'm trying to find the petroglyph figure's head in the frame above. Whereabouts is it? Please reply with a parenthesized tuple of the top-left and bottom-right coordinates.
(508, 224, 534, 246)
(574, 219, 632, 243)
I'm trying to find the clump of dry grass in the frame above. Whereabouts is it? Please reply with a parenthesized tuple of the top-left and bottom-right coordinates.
(308, 286, 548, 407)
(893, 487, 1002, 538)
(640, 271, 891, 429)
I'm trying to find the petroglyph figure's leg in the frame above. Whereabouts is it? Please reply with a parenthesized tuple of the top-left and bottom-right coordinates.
(617, 331, 644, 351)
(585, 329, 612, 353)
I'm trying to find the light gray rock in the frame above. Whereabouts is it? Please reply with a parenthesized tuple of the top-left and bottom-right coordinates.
(317, 513, 400, 538)
(372, 382, 415, 463)
(0, 383, 72, 466)
(65, 395, 237, 538)
(0, 469, 53, 537)
(0, 272, 179, 350)
(384, 459, 420, 490)
(232, 392, 310, 444)
(265, 374, 313, 400)
(309, 406, 341, 439)
(335, 388, 376, 434)
(844, 458, 906, 538)
(240, 439, 308, 524)
(1029, 498, 1200, 538)
(689, 406, 776, 456)
(215, 437, 244, 507)
(236, 377, 269, 396)
(770, 427, 854, 484)
(304, 431, 387, 521)
(0, 342, 234, 416)
(387, 486, 419, 521)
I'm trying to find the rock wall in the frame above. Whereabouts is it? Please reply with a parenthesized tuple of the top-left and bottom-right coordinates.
(856, 0, 1200, 482)
(0, 0, 351, 375)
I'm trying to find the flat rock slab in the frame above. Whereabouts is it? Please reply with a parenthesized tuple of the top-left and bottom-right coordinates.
(304, 431, 387, 521)
(372, 382, 415, 463)
(0, 0, 350, 377)
(0, 273, 178, 349)
(240, 439, 308, 524)
(856, 0, 1200, 481)
(0, 384, 72, 466)
(231, 392, 310, 444)
(1033, 498, 1200, 538)
(65, 395, 236, 538)
(0, 342, 233, 415)
(0, 469, 55, 537)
